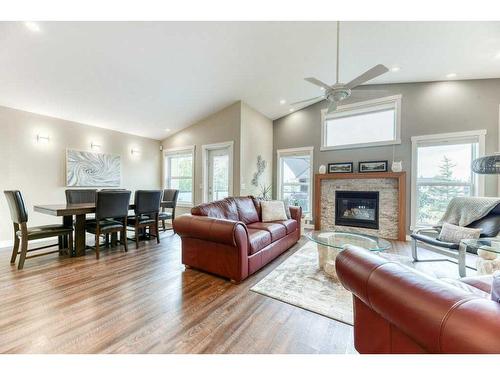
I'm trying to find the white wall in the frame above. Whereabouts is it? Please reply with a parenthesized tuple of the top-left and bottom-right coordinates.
(240, 102, 273, 196)
(0, 106, 161, 247)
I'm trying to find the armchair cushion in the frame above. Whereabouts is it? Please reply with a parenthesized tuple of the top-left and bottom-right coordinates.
(438, 223, 481, 243)
(410, 233, 459, 249)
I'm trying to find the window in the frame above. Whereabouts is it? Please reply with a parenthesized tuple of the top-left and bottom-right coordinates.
(277, 147, 313, 218)
(321, 95, 401, 150)
(411, 131, 486, 228)
(164, 146, 195, 206)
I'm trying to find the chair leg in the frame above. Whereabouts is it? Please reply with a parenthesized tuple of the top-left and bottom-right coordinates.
(135, 225, 139, 249)
(68, 231, 74, 256)
(122, 228, 128, 252)
(162, 220, 166, 232)
(156, 223, 160, 244)
(411, 239, 419, 261)
(10, 232, 20, 264)
(458, 242, 467, 277)
(95, 227, 100, 260)
(18, 237, 28, 270)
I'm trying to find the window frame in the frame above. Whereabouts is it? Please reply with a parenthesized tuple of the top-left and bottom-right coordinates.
(163, 145, 195, 207)
(410, 130, 486, 230)
(201, 141, 234, 203)
(321, 95, 402, 151)
(276, 146, 314, 219)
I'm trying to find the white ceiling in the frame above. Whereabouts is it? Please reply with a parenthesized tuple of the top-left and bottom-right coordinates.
(1, 21, 500, 140)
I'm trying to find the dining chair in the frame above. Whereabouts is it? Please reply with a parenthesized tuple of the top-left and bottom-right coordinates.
(127, 190, 162, 248)
(158, 189, 179, 232)
(85, 190, 131, 259)
(4, 190, 73, 270)
(65, 189, 97, 204)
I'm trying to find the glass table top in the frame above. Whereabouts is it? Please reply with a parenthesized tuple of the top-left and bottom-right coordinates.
(306, 230, 391, 252)
(461, 237, 500, 255)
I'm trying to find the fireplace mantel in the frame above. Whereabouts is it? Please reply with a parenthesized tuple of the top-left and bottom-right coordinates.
(314, 172, 406, 241)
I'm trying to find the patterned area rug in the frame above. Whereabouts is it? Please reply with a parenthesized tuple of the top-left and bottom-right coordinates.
(250, 242, 354, 325)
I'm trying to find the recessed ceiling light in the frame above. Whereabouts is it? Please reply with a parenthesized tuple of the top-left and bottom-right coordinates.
(24, 21, 41, 33)
(495, 52, 500, 59)
(391, 66, 400, 72)
(289, 108, 294, 112)
(165, 128, 171, 132)
(280, 99, 286, 105)
(446, 73, 457, 79)
(320, 87, 325, 91)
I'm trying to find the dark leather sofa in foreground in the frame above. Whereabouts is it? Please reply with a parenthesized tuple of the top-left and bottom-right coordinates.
(174, 196, 301, 283)
(336, 246, 500, 353)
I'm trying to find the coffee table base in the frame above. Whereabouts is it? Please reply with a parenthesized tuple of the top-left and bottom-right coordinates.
(317, 244, 342, 279)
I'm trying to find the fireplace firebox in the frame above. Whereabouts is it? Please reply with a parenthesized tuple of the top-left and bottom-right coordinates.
(335, 191, 379, 229)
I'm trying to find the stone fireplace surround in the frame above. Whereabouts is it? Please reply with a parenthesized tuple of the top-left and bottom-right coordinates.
(314, 172, 406, 241)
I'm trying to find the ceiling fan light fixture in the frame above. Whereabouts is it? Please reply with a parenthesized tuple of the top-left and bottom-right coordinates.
(391, 66, 400, 72)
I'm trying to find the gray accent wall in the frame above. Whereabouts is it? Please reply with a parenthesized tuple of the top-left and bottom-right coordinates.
(273, 79, 500, 233)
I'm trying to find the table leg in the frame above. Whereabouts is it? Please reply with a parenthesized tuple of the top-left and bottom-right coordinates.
(63, 215, 73, 254)
(74, 214, 87, 257)
(111, 232, 118, 247)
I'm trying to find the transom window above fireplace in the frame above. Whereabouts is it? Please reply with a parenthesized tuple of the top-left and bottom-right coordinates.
(321, 95, 401, 151)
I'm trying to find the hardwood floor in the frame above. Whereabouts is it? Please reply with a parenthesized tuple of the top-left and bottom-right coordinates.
(0, 232, 476, 354)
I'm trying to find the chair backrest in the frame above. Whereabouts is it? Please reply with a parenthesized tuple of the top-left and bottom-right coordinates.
(134, 190, 162, 216)
(467, 203, 500, 237)
(4, 190, 28, 224)
(100, 188, 127, 191)
(162, 189, 179, 208)
(65, 189, 97, 204)
(95, 190, 131, 220)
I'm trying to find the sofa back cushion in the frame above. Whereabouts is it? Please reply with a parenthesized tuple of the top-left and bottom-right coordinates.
(233, 196, 260, 224)
(191, 198, 239, 221)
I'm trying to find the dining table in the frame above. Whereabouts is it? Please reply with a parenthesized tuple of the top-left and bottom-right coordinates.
(33, 202, 172, 257)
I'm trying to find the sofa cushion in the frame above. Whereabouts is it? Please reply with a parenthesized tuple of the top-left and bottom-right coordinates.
(232, 196, 259, 224)
(247, 222, 287, 242)
(191, 199, 239, 221)
(272, 219, 298, 234)
(247, 229, 272, 255)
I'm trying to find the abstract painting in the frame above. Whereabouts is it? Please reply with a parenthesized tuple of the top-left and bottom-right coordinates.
(66, 149, 121, 187)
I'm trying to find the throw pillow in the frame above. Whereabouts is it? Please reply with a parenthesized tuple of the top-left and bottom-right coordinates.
(437, 222, 481, 243)
(261, 200, 288, 222)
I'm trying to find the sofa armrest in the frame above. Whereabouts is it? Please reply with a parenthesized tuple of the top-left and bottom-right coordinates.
(336, 246, 500, 353)
(173, 214, 248, 247)
(289, 205, 302, 236)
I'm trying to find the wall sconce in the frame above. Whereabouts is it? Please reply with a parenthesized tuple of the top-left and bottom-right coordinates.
(131, 148, 141, 155)
(36, 134, 50, 144)
(91, 142, 101, 150)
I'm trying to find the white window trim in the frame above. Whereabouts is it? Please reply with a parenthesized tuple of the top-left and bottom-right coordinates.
(320, 95, 402, 151)
(201, 141, 234, 203)
(276, 146, 314, 218)
(410, 130, 486, 230)
(164, 145, 195, 207)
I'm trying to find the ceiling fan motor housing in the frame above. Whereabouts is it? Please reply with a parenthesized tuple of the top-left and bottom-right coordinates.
(327, 88, 351, 103)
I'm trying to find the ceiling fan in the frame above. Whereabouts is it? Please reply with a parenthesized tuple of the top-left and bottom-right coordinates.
(291, 21, 389, 113)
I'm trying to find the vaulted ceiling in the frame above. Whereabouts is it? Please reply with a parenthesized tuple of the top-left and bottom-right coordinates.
(1, 21, 499, 139)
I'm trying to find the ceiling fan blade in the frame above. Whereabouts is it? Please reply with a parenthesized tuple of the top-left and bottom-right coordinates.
(304, 77, 333, 90)
(344, 64, 389, 90)
(290, 96, 324, 106)
(326, 101, 337, 114)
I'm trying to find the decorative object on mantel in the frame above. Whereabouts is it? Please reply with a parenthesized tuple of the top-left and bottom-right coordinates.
(472, 153, 500, 174)
(318, 164, 327, 174)
(66, 149, 121, 187)
(328, 162, 353, 173)
(391, 161, 403, 172)
(359, 160, 388, 173)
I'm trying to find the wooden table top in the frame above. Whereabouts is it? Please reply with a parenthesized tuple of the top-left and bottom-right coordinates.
(34, 203, 136, 216)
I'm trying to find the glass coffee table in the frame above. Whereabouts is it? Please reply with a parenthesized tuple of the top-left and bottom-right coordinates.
(460, 238, 500, 275)
(306, 231, 391, 278)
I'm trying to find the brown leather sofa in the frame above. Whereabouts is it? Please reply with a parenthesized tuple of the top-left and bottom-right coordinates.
(173, 196, 302, 283)
(336, 246, 500, 353)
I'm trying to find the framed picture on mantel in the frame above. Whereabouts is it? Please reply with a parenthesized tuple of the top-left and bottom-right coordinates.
(328, 162, 353, 173)
(358, 160, 388, 173)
